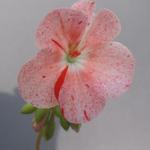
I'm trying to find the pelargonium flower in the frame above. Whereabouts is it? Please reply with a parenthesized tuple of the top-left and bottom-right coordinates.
(18, 0, 135, 124)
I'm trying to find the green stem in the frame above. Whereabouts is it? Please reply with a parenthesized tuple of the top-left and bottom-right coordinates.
(35, 131, 42, 150)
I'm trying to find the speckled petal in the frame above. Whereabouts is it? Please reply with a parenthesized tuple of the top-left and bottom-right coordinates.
(71, 0, 95, 19)
(85, 9, 121, 49)
(18, 48, 64, 108)
(36, 9, 88, 50)
(85, 42, 135, 99)
(58, 71, 105, 124)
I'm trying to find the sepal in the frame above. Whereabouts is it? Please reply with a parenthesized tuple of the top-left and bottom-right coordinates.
(35, 108, 49, 123)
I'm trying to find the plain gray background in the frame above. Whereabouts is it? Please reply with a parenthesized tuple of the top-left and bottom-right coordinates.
(0, 0, 150, 150)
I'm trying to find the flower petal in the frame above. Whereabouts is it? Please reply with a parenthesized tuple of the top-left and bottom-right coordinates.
(36, 9, 88, 50)
(58, 71, 105, 124)
(85, 9, 121, 49)
(71, 0, 95, 19)
(86, 42, 135, 99)
(18, 48, 64, 108)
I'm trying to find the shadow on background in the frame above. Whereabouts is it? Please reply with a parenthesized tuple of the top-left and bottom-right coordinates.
(0, 89, 59, 150)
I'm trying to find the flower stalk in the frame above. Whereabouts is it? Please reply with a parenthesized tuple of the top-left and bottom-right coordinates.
(35, 131, 43, 150)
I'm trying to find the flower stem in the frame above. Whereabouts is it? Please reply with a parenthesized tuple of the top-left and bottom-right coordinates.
(35, 131, 42, 150)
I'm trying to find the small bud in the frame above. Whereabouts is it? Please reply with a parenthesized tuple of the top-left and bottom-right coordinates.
(21, 103, 36, 114)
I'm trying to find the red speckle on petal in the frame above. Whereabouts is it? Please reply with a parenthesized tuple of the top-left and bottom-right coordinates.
(54, 66, 68, 100)
(127, 54, 130, 58)
(85, 84, 90, 88)
(71, 95, 74, 100)
(125, 84, 130, 88)
(78, 21, 83, 24)
(42, 75, 46, 78)
(91, 1, 95, 5)
(84, 110, 90, 121)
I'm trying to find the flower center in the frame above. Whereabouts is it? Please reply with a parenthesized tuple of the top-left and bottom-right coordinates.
(62, 43, 86, 71)
(66, 50, 81, 63)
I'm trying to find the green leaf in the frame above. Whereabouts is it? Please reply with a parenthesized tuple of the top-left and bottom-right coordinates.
(35, 109, 49, 123)
(21, 103, 36, 114)
(60, 117, 70, 131)
(70, 123, 81, 133)
(53, 106, 61, 118)
(43, 116, 55, 141)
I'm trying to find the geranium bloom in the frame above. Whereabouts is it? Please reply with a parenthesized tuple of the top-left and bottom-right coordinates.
(18, 0, 135, 123)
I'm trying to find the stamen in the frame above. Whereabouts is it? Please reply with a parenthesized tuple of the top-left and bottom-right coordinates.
(69, 50, 81, 57)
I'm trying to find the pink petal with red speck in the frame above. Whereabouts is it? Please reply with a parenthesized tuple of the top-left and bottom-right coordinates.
(71, 0, 96, 19)
(36, 9, 88, 50)
(18, 48, 64, 108)
(58, 71, 105, 124)
(85, 42, 135, 99)
(85, 9, 121, 49)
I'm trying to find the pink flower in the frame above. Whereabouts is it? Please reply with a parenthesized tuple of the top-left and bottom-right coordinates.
(18, 0, 135, 124)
